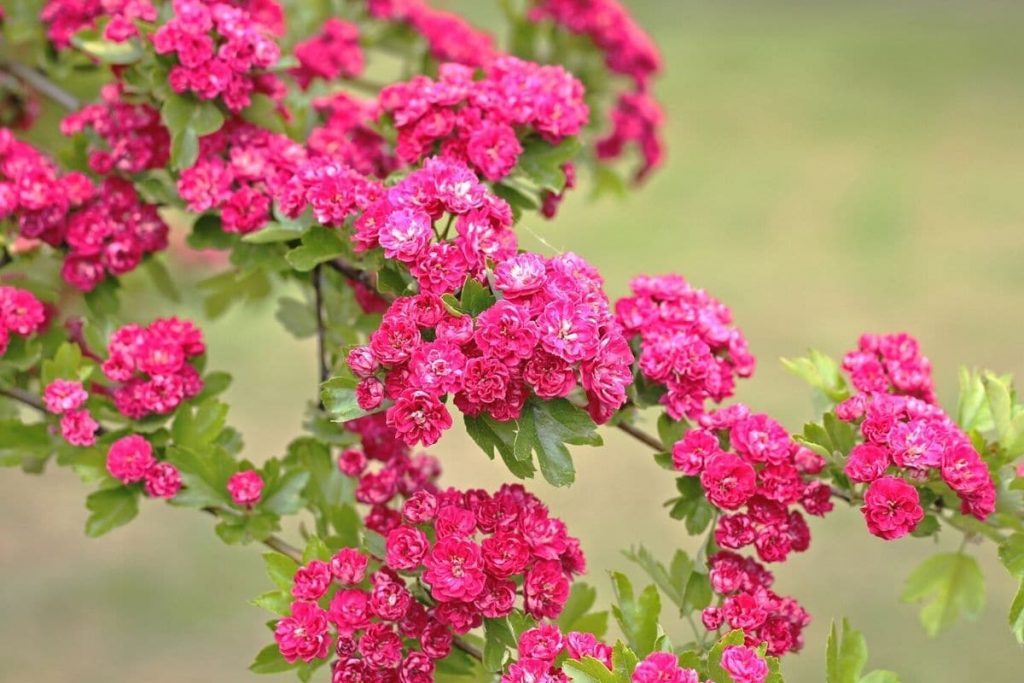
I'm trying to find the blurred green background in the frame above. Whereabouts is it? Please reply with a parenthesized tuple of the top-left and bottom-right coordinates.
(3, 0, 1024, 680)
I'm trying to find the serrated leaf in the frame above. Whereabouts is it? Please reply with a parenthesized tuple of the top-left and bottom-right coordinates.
(1009, 580, 1024, 644)
(515, 398, 601, 487)
(483, 617, 515, 672)
(901, 553, 986, 637)
(249, 643, 296, 674)
(859, 672, 900, 683)
(564, 656, 617, 683)
(998, 533, 1024, 578)
(171, 399, 229, 449)
(707, 630, 746, 683)
(165, 444, 236, 508)
(262, 470, 310, 516)
(71, 31, 143, 64)
(250, 590, 292, 616)
(610, 572, 661, 658)
(957, 368, 992, 432)
(321, 375, 368, 423)
(826, 619, 867, 683)
(286, 227, 345, 272)
(276, 296, 317, 339)
(464, 413, 536, 480)
(657, 413, 688, 450)
(460, 277, 496, 316)
(84, 487, 139, 537)
(263, 552, 299, 590)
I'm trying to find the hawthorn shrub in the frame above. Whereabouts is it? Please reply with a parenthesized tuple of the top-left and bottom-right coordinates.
(0, 2, 1022, 682)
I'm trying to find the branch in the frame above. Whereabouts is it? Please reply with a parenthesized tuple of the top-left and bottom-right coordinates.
(0, 60, 79, 111)
(312, 265, 329, 386)
(327, 257, 378, 292)
(0, 384, 46, 412)
(0, 247, 11, 270)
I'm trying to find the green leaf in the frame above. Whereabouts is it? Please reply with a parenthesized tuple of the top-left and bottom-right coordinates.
(41, 342, 84, 385)
(170, 127, 200, 171)
(483, 617, 515, 672)
(171, 399, 229, 449)
(1009, 580, 1024, 644)
(263, 552, 299, 590)
(275, 296, 317, 339)
(165, 444, 236, 508)
(515, 398, 602, 487)
(250, 643, 296, 674)
(302, 535, 331, 563)
(215, 510, 280, 544)
(557, 583, 609, 637)
(901, 552, 986, 637)
(826, 619, 868, 683)
(464, 413, 536, 480)
(657, 413, 688, 451)
(286, 227, 345, 272)
(262, 470, 310, 516)
(998, 533, 1024, 578)
(162, 94, 224, 137)
(242, 222, 307, 244)
(609, 572, 661, 658)
(321, 375, 369, 423)
(250, 590, 292, 616)
(622, 546, 692, 615)
(460, 277, 496, 316)
(144, 256, 182, 302)
(84, 487, 140, 537)
(241, 93, 285, 133)
(956, 367, 992, 432)
(71, 31, 143, 64)
(516, 136, 583, 192)
(781, 349, 849, 402)
(859, 673, 900, 683)
(667, 476, 715, 535)
(564, 657, 617, 683)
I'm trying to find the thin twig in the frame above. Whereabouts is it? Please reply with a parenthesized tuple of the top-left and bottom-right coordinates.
(327, 258, 378, 292)
(0, 384, 47, 412)
(312, 265, 329, 386)
(0, 247, 12, 270)
(0, 60, 79, 111)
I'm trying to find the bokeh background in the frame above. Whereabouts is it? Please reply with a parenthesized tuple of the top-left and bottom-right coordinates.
(3, 0, 1024, 680)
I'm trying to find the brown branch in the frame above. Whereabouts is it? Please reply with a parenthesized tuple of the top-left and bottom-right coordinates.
(312, 265, 329, 386)
(0, 384, 47, 411)
(0, 60, 79, 111)
(327, 257, 380, 293)
(0, 247, 11, 270)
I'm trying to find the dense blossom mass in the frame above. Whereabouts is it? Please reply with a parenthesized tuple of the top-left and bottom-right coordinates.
(102, 317, 206, 419)
(0, 285, 46, 356)
(106, 433, 183, 498)
(291, 18, 363, 89)
(0, 128, 168, 291)
(672, 404, 833, 564)
(835, 334, 996, 539)
(616, 274, 755, 420)
(701, 550, 810, 656)
(274, 482, 584, 676)
(378, 59, 588, 180)
(365, 0, 498, 67)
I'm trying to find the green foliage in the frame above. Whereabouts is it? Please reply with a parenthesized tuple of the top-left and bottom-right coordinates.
(609, 572, 661, 658)
(622, 545, 711, 617)
(70, 30, 143, 64)
(902, 552, 985, 637)
(161, 95, 224, 170)
(459, 277, 496, 316)
(557, 583, 609, 638)
(483, 617, 516, 672)
(84, 487, 140, 537)
(706, 629, 745, 683)
(321, 374, 370, 424)
(796, 412, 856, 464)
(782, 349, 849, 403)
(286, 227, 346, 272)
(825, 619, 900, 683)
(666, 476, 715, 535)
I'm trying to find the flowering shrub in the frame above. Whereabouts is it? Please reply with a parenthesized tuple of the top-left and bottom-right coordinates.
(1, 3, 1022, 683)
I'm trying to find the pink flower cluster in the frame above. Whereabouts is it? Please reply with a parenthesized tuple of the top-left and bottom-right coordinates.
(228, 469, 264, 506)
(837, 393, 996, 539)
(720, 646, 770, 683)
(834, 333, 995, 539)
(529, 0, 665, 181)
(178, 120, 306, 234)
(58, 178, 170, 292)
(616, 274, 755, 420)
(378, 59, 588, 180)
(153, 0, 285, 112)
(41, 0, 157, 47)
(596, 91, 665, 182)
(528, 0, 661, 89)
(101, 317, 206, 419)
(673, 405, 833, 564)
(501, 624, 615, 683)
(366, 0, 498, 67)
(274, 483, 583, 676)
(106, 433, 183, 498)
(349, 253, 632, 445)
(0, 130, 168, 291)
(337, 413, 442, 536)
(292, 18, 363, 89)
(701, 551, 810, 657)
(0, 285, 46, 355)
(842, 332, 936, 403)
(306, 93, 398, 179)
(43, 379, 99, 447)
(61, 84, 170, 175)
(275, 157, 381, 228)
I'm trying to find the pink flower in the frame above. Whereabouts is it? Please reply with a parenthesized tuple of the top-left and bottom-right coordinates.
(359, 623, 404, 669)
(329, 589, 372, 633)
(144, 462, 182, 498)
(386, 525, 430, 570)
(43, 379, 88, 414)
(387, 389, 453, 446)
(106, 434, 156, 483)
(632, 651, 699, 683)
(536, 300, 600, 363)
(861, 476, 924, 540)
(672, 429, 721, 476)
(844, 443, 890, 482)
(292, 560, 332, 600)
(518, 624, 565, 662)
(379, 207, 432, 262)
(275, 600, 331, 663)
(523, 559, 570, 619)
(423, 536, 487, 602)
(720, 645, 769, 683)
(700, 452, 757, 510)
(330, 547, 369, 584)
(227, 469, 264, 506)
(60, 409, 98, 447)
